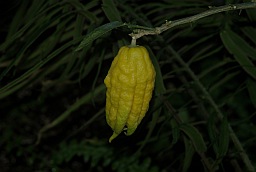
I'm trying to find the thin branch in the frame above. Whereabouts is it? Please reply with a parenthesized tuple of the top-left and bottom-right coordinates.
(129, 2, 256, 39)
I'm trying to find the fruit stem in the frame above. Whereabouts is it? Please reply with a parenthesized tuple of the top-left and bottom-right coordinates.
(130, 37, 137, 47)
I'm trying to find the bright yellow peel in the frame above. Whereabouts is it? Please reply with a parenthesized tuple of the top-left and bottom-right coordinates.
(104, 45, 156, 142)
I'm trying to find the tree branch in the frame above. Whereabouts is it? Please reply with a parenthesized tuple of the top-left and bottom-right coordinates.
(129, 2, 256, 39)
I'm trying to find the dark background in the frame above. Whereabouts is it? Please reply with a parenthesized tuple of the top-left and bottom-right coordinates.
(0, 0, 256, 171)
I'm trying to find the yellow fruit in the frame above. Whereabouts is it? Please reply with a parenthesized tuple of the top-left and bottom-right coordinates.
(104, 45, 156, 142)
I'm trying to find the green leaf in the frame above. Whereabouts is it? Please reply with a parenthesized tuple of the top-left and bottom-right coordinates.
(75, 21, 123, 52)
(198, 59, 230, 79)
(170, 119, 180, 145)
(136, 97, 162, 154)
(242, 27, 256, 45)
(207, 114, 219, 155)
(211, 116, 230, 169)
(0, 9, 74, 81)
(217, 116, 230, 158)
(65, 0, 98, 23)
(79, 54, 98, 79)
(0, 2, 64, 52)
(246, 78, 256, 108)
(73, 14, 85, 40)
(188, 45, 222, 65)
(182, 137, 195, 172)
(179, 34, 214, 56)
(6, 1, 30, 40)
(245, 8, 256, 22)
(209, 71, 240, 92)
(146, 46, 166, 95)
(102, 0, 122, 22)
(223, 29, 256, 60)
(0, 39, 79, 99)
(220, 30, 256, 80)
(180, 123, 207, 153)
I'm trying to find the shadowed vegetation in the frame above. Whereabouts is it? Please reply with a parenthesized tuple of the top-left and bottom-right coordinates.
(0, 0, 256, 171)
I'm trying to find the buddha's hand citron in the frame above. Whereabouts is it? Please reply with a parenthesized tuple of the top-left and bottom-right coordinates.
(104, 45, 156, 143)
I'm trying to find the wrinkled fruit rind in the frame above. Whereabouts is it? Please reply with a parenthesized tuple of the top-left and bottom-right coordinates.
(104, 46, 156, 142)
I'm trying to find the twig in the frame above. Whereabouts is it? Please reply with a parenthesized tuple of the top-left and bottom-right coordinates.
(129, 2, 256, 39)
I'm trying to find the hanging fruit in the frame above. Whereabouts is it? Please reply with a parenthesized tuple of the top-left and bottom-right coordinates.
(104, 44, 156, 142)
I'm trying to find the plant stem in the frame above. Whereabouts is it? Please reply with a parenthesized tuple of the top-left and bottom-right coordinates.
(129, 2, 256, 39)
(130, 37, 137, 47)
